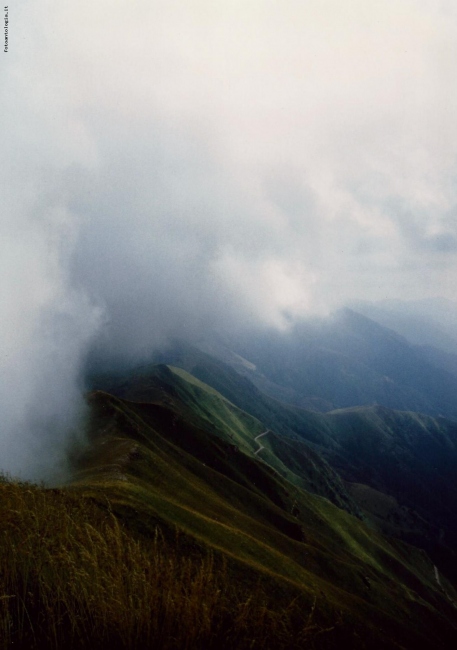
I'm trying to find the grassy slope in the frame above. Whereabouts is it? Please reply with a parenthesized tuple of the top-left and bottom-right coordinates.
(320, 405, 457, 581)
(74, 369, 457, 648)
(4, 360, 455, 647)
(145, 346, 457, 580)
(99, 363, 359, 515)
(1, 478, 323, 650)
(168, 365, 356, 512)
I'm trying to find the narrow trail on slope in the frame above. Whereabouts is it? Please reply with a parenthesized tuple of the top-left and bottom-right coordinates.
(254, 430, 270, 456)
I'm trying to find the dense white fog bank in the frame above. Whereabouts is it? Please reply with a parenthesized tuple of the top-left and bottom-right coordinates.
(2, 0, 457, 476)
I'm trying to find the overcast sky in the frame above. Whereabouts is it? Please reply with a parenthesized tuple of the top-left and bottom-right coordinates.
(2, 0, 457, 476)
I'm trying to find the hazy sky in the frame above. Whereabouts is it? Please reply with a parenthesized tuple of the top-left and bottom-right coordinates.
(2, 0, 457, 476)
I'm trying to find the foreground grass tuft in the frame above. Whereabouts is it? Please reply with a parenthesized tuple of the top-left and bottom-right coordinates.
(0, 479, 327, 649)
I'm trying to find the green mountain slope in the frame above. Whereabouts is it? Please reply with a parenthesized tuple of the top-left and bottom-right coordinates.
(320, 405, 457, 580)
(128, 346, 457, 585)
(72, 385, 457, 649)
(4, 361, 457, 648)
(95, 362, 357, 515)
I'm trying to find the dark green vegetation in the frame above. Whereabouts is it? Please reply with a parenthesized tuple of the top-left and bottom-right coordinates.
(3, 351, 457, 648)
(318, 406, 457, 576)
(146, 347, 457, 583)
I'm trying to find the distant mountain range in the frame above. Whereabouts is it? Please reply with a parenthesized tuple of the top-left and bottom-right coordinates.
(351, 298, 457, 354)
(195, 307, 457, 420)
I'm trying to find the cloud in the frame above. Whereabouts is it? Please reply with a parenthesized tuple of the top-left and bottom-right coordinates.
(2, 0, 457, 475)
(0, 196, 101, 479)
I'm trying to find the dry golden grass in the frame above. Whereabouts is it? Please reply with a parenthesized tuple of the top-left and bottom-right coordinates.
(0, 479, 328, 649)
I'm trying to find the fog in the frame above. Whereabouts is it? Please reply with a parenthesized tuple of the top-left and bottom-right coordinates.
(2, 0, 457, 477)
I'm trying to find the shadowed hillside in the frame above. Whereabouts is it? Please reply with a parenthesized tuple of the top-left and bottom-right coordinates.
(119, 347, 457, 584)
(2, 360, 457, 648)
